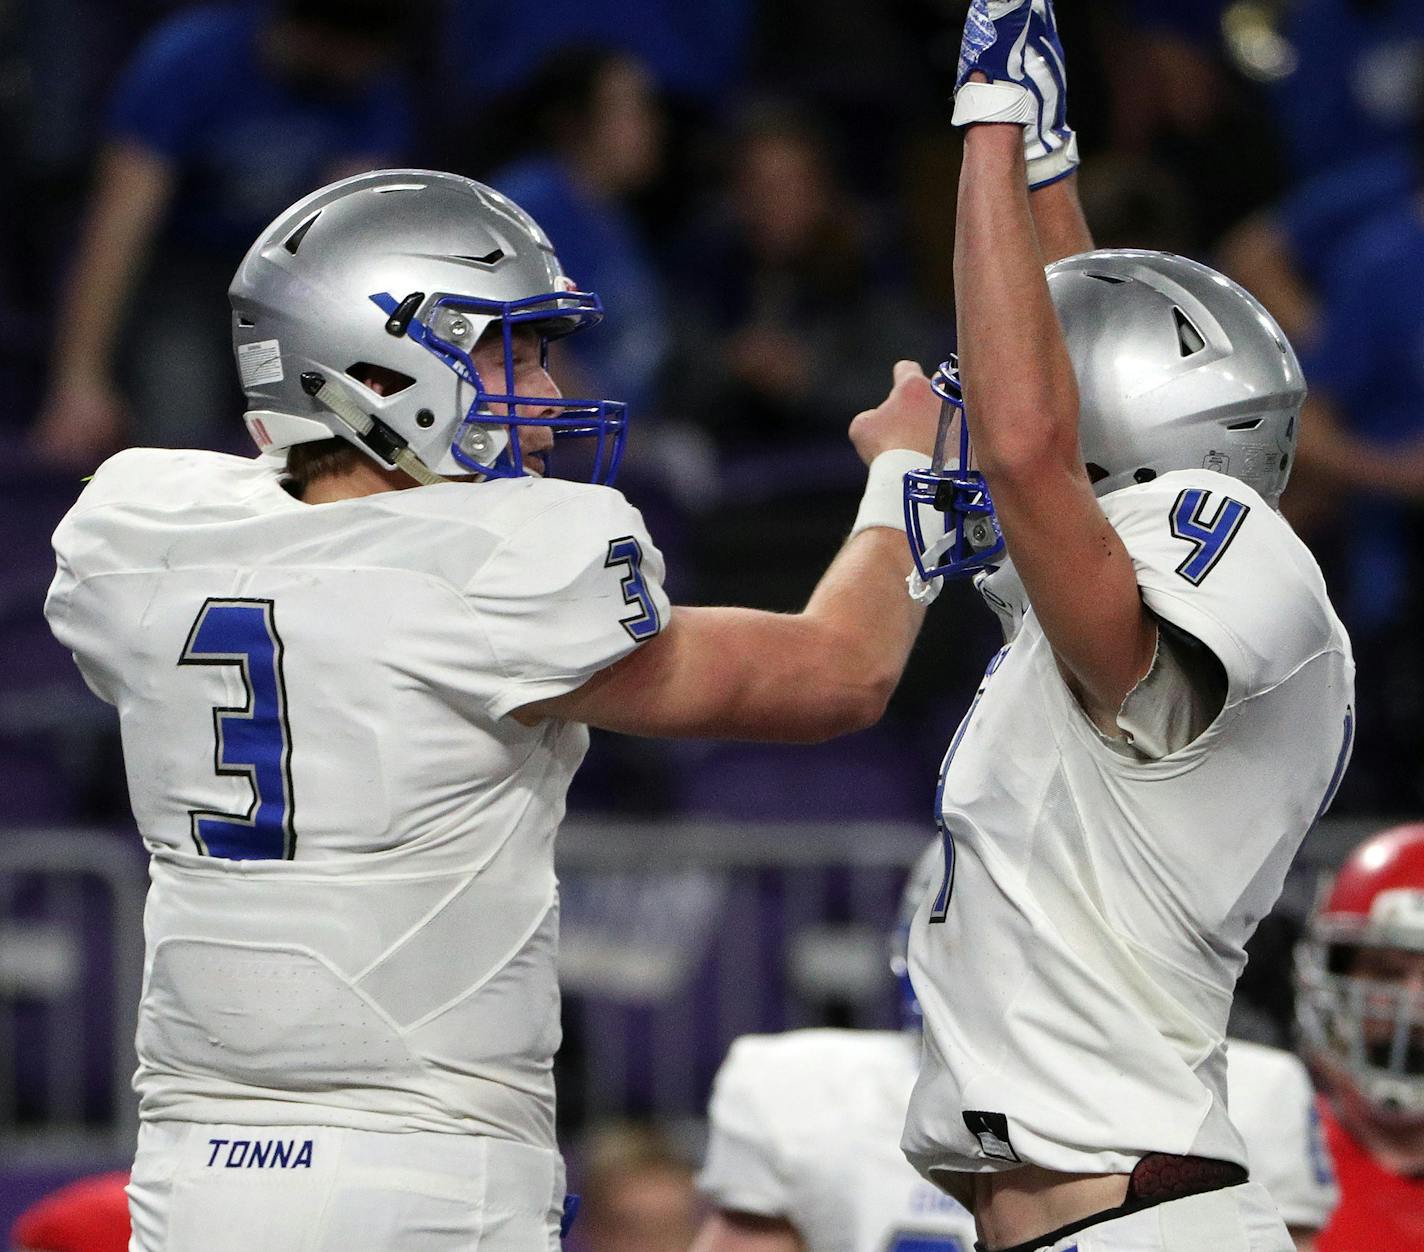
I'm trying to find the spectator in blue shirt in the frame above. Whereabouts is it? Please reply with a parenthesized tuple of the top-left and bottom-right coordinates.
(1291, 203, 1424, 811)
(30, 0, 413, 468)
(441, 0, 751, 110)
(1294, 205, 1424, 627)
(1226, 100, 1424, 811)
(488, 47, 670, 420)
(1271, 0, 1424, 179)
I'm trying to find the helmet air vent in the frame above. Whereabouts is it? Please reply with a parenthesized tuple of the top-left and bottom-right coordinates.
(1086, 273, 1127, 284)
(283, 211, 323, 255)
(346, 363, 416, 396)
(1226, 418, 1263, 431)
(1085, 463, 1110, 485)
(1173, 307, 1206, 357)
(453, 250, 506, 266)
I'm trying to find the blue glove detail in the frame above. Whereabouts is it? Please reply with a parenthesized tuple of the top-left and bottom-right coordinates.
(956, 0, 1036, 90)
(1020, 3, 1079, 187)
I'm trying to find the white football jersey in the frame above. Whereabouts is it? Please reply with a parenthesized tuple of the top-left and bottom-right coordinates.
(903, 470, 1354, 1189)
(1227, 1040, 1337, 1232)
(700, 1030, 976, 1252)
(45, 448, 669, 1148)
(698, 1031, 1328, 1252)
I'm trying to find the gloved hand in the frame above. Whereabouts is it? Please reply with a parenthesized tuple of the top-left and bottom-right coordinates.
(952, 0, 1080, 190)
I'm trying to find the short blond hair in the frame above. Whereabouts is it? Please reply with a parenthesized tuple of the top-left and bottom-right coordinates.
(284, 438, 367, 495)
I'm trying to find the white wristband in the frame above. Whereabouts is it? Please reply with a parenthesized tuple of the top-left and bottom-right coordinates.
(952, 81, 1036, 127)
(850, 448, 925, 538)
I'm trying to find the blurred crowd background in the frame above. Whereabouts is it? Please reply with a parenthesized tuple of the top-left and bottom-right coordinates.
(3, 0, 1424, 1245)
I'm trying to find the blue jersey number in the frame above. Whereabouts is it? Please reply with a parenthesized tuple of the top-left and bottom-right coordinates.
(886, 1235, 967, 1252)
(1169, 487, 1249, 585)
(178, 598, 296, 860)
(606, 536, 661, 641)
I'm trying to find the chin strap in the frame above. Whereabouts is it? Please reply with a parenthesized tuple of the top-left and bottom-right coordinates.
(299, 372, 445, 487)
(908, 529, 963, 605)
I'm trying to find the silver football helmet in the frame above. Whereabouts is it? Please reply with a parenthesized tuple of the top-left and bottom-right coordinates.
(1049, 248, 1304, 504)
(229, 168, 625, 484)
(904, 249, 1305, 584)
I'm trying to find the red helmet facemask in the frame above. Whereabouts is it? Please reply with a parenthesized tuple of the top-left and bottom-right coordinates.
(1297, 824, 1424, 1135)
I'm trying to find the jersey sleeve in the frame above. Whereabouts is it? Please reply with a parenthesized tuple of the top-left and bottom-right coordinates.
(43, 458, 150, 708)
(697, 1037, 794, 1218)
(44, 547, 117, 707)
(1100, 471, 1342, 706)
(463, 485, 670, 719)
(1227, 1044, 1338, 1231)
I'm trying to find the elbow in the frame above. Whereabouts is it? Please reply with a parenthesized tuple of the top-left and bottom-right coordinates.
(796, 673, 896, 744)
(975, 424, 1080, 489)
(967, 374, 1080, 481)
(850, 669, 898, 733)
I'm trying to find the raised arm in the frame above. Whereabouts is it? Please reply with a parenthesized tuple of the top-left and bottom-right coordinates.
(516, 362, 938, 742)
(952, 4, 1156, 730)
(1030, 171, 1094, 264)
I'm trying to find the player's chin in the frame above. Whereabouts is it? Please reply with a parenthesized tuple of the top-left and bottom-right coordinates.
(523, 455, 546, 478)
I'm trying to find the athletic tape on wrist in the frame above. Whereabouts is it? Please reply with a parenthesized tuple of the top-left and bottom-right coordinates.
(952, 81, 1036, 127)
(851, 448, 925, 537)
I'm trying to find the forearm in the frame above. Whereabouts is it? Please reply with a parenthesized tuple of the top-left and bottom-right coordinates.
(1297, 393, 1424, 499)
(1029, 171, 1094, 264)
(955, 124, 1081, 474)
(671, 527, 922, 743)
(1218, 215, 1319, 347)
(54, 142, 173, 382)
(802, 523, 925, 706)
(531, 527, 923, 743)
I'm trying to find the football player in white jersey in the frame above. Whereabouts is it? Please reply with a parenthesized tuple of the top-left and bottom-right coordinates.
(691, 852, 1337, 1252)
(43, 170, 944, 1251)
(896, 3, 1355, 1251)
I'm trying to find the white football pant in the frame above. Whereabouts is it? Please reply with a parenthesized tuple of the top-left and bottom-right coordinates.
(128, 1122, 565, 1251)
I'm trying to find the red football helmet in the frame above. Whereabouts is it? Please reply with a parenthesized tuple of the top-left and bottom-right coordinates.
(1297, 823, 1424, 1123)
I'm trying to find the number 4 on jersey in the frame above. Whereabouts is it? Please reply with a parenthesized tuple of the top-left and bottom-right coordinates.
(1169, 487, 1249, 585)
(178, 598, 296, 860)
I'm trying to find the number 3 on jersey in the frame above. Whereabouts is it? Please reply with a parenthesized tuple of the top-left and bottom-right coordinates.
(606, 536, 661, 641)
(178, 598, 296, 860)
